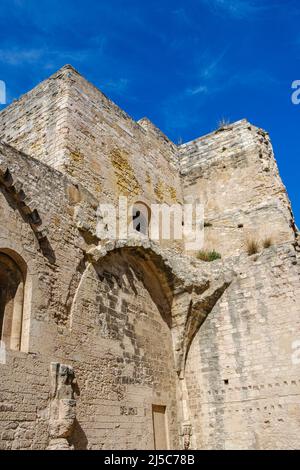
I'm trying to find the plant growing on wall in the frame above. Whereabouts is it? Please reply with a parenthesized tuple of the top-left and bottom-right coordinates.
(246, 239, 260, 256)
(197, 250, 222, 262)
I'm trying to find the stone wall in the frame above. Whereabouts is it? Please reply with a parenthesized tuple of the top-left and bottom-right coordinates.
(180, 120, 296, 258)
(0, 65, 182, 212)
(0, 66, 300, 450)
(0, 142, 181, 449)
(185, 244, 300, 449)
(0, 69, 70, 170)
(0, 135, 236, 450)
(68, 249, 179, 449)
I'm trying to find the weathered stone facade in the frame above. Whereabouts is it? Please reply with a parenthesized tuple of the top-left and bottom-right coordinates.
(0, 65, 299, 450)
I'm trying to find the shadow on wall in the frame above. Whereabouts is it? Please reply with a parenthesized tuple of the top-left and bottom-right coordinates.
(68, 419, 88, 450)
(94, 248, 173, 329)
(67, 375, 89, 450)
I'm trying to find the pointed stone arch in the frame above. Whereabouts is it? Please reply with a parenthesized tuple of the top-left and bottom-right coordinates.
(0, 162, 55, 263)
(84, 238, 235, 377)
(68, 238, 234, 448)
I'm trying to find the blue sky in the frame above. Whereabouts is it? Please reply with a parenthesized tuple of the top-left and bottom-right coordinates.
(0, 0, 299, 223)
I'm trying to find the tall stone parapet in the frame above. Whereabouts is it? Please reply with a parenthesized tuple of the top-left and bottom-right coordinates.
(179, 119, 296, 258)
(47, 362, 77, 450)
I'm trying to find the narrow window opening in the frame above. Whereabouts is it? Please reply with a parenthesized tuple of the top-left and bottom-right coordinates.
(132, 203, 151, 236)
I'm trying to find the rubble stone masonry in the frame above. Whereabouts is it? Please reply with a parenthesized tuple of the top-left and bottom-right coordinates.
(0, 65, 299, 449)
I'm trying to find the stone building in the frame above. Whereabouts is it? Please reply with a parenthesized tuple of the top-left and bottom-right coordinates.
(0, 65, 299, 450)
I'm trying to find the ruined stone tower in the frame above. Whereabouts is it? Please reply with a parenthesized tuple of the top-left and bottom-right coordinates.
(0, 65, 299, 450)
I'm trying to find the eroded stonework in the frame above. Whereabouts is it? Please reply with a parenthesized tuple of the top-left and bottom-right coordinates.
(0, 65, 299, 450)
(47, 362, 77, 450)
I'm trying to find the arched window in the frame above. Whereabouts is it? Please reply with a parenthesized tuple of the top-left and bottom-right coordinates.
(0, 252, 25, 351)
(132, 202, 151, 236)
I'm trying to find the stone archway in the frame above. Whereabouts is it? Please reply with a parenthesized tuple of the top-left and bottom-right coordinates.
(67, 239, 234, 449)
(69, 244, 179, 449)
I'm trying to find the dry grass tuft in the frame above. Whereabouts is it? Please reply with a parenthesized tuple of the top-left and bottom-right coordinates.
(246, 239, 260, 256)
(263, 237, 273, 249)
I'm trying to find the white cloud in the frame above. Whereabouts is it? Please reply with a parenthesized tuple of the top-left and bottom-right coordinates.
(200, 0, 269, 19)
(186, 85, 208, 96)
(0, 45, 106, 68)
(184, 48, 228, 96)
(102, 78, 130, 95)
(199, 49, 228, 80)
(0, 48, 43, 65)
(172, 8, 191, 25)
(186, 68, 280, 100)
